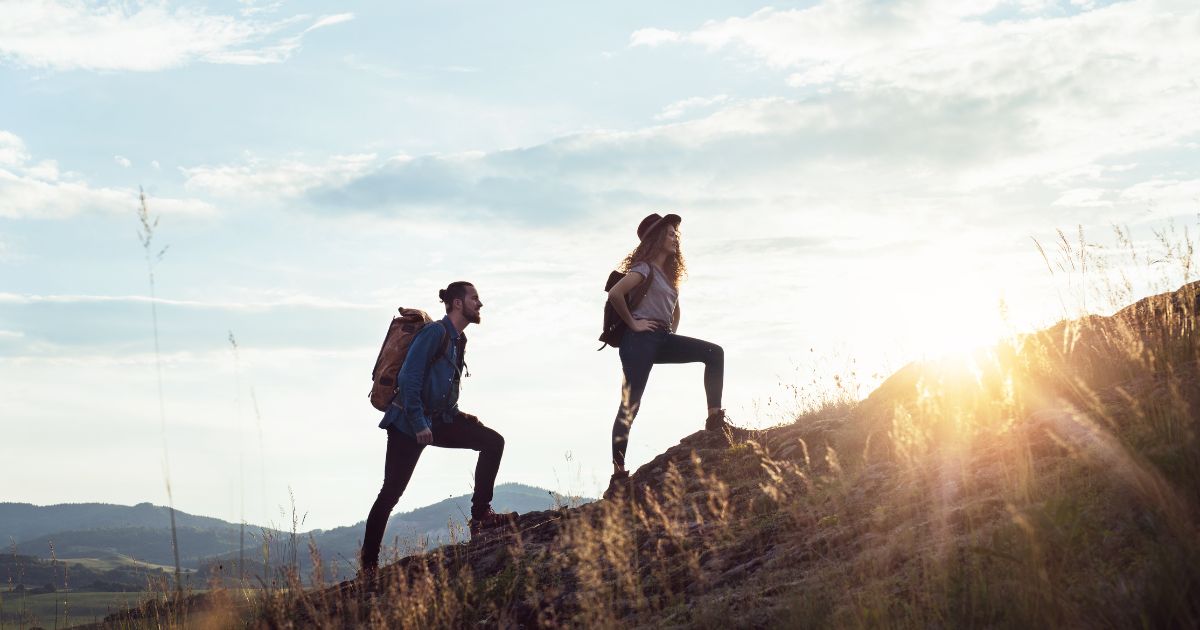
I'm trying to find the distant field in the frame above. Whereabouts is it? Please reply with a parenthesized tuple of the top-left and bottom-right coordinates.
(0, 591, 153, 629)
(66, 555, 181, 573)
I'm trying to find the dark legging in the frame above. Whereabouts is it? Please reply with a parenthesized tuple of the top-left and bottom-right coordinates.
(611, 329, 723, 468)
(361, 413, 504, 569)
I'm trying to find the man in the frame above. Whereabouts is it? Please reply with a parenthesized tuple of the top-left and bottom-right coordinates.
(360, 281, 515, 575)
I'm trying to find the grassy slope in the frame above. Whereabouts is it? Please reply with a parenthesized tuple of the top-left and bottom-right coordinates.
(95, 281, 1200, 629)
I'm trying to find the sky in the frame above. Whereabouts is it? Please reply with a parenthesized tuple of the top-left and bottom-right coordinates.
(2, 0, 1199, 532)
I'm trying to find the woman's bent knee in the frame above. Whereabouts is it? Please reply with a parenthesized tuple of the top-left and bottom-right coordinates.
(488, 430, 505, 453)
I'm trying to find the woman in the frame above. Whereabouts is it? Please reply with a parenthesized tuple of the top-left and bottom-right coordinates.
(605, 212, 731, 498)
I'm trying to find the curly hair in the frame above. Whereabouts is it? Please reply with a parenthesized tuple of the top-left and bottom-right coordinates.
(618, 222, 687, 289)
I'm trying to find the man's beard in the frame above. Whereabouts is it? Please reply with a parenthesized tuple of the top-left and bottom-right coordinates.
(466, 309, 481, 324)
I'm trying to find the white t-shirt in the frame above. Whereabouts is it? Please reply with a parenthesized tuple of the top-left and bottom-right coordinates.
(627, 262, 678, 323)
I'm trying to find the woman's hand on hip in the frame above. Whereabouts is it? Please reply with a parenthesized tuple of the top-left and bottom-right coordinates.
(629, 318, 663, 333)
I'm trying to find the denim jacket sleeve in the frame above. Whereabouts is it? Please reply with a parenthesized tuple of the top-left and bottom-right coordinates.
(396, 322, 444, 434)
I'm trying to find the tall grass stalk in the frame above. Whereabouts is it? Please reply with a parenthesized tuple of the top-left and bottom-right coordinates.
(135, 189, 182, 598)
(228, 331, 246, 585)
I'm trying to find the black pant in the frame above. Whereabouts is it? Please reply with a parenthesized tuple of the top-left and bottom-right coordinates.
(360, 412, 505, 569)
(611, 329, 723, 468)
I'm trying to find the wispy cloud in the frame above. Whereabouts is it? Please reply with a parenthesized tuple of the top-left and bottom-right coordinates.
(189, 86, 1195, 234)
(182, 152, 379, 200)
(1120, 178, 1200, 207)
(0, 131, 30, 166)
(629, 1, 1200, 189)
(1052, 187, 1113, 208)
(0, 130, 214, 219)
(0, 292, 379, 312)
(0, 2, 354, 71)
(629, 27, 681, 47)
(304, 13, 354, 33)
(654, 94, 729, 121)
(342, 54, 404, 78)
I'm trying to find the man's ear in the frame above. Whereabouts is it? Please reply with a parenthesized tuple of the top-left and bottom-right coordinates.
(453, 298, 464, 312)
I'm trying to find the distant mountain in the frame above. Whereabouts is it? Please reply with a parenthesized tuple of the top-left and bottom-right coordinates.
(0, 501, 240, 545)
(2, 484, 589, 576)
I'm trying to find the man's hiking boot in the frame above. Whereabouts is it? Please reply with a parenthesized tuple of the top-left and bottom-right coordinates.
(469, 507, 517, 537)
(603, 470, 631, 501)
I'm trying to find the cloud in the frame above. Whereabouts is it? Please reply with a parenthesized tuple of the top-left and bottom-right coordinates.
(0, 130, 214, 219)
(0, 2, 354, 71)
(181, 153, 378, 200)
(0, 291, 379, 311)
(342, 54, 403, 78)
(1120, 178, 1200, 208)
(0, 131, 31, 166)
(629, 27, 681, 47)
(629, 1, 1200, 185)
(304, 13, 354, 33)
(1052, 187, 1113, 208)
(171, 92, 1132, 231)
(655, 95, 730, 121)
(114, 155, 131, 168)
(175, 0, 1198, 235)
(0, 289, 386, 361)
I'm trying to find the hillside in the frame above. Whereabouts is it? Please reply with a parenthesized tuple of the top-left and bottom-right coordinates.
(94, 281, 1200, 628)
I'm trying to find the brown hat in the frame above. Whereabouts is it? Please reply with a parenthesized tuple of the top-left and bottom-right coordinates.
(636, 212, 682, 241)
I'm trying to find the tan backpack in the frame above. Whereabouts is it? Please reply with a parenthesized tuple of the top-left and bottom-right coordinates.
(368, 307, 450, 411)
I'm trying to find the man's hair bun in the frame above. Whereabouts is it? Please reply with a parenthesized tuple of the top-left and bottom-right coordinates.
(438, 281, 474, 313)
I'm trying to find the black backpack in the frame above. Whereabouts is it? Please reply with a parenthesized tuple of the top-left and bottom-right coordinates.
(598, 265, 654, 350)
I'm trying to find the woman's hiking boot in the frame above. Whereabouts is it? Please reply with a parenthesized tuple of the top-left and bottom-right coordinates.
(469, 507, 518, 538)
(603, 470, 631, 500)
(705, 408, 734, 434)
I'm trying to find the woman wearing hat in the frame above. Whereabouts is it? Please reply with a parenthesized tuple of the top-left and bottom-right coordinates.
(604, 212, 731, 497)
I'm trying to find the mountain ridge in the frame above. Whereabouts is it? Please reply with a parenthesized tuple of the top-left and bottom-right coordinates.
(2, 483, 584, 578)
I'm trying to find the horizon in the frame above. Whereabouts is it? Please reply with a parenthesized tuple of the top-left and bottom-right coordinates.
(3, 0, 1199, 531)
(1, 480, 578, 535)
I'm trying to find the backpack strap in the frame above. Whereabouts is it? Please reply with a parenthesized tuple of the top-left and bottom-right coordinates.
(630, 264, 654, 310)
(425, 321, 452, 376)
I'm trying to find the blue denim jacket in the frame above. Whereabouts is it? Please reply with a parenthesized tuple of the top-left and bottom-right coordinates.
(378, 315, 464, 436)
